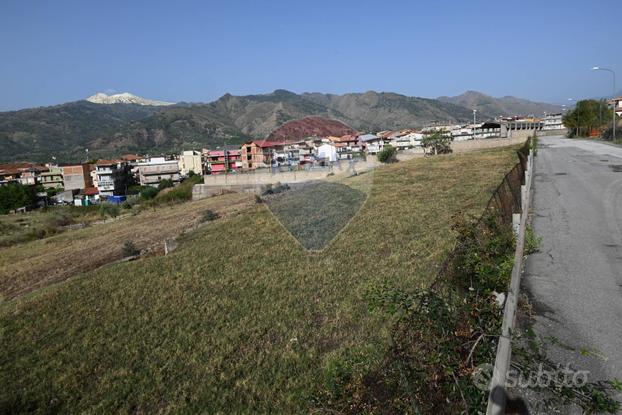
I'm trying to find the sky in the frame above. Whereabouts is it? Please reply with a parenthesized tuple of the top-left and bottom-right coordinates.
(1, 0, 620, 111)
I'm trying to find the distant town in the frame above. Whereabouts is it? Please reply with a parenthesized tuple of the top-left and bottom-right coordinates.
(0, 112, 567, 210)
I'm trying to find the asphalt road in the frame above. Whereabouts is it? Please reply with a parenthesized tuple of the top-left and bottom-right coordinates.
(524, 136, 622, 385)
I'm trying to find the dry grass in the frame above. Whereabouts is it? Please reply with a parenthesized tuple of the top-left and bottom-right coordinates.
(0, 147, 521, 413)
(0, 193, 252, 301)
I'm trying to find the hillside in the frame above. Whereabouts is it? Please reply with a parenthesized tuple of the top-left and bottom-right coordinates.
(0, 89, 555, 162)
(267, 116, 357, 141)
(0, 146, 520, 413)
(0, 90, 478, 162)
(438, 90, 563, 117)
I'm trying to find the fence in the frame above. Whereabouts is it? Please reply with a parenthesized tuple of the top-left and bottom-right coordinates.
(434, 139, 530, 286)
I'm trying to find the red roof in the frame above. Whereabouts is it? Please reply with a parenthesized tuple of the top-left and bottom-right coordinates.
(81, 187, 99, 196)
(95, 159, 119, 166)
(121, 154, 141, 161)
(0, 162, 48, 175)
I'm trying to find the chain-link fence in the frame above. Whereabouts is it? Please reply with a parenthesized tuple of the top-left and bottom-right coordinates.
(434, 139, 531, 285)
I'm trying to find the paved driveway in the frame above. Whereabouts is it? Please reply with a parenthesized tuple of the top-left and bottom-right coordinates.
(524, 136, 622, 384)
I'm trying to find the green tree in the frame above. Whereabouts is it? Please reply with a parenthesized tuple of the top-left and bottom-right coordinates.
(421, 130, 453, 155)
(377, 145, 398, 163)
(0, 182, 38, 214)
(562, 99, 615, 138)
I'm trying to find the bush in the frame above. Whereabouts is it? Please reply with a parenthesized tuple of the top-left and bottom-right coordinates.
(200, 209, 219, 223)
(157, 179, 174, 191)
(140, 187, 159, 200)
(99, 203, 120, 219)
(377, 145, 398, 163)
(121, 240, 140, 257)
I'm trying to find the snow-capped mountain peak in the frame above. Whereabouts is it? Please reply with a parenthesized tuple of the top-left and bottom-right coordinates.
(86, 92, 174, 106)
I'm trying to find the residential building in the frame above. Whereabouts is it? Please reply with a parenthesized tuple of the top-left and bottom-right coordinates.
(178, 150, 204, 176)
(205, 149, 242, 174)
(95, 160, 132, 197)
(359, 134, 385, 154)
(389, 131, 424, 149)
(542, 113, 564, 130)
(240, 140, 286, 169)
(137, 157, 181, 187)
(316, 143, 338, 162)
(0, 163, 48, 186)
(62, 164, 93, 191)
(608, 97, 622, 117)
(328, 134, 363, 159)
(40, 164, 64, 189)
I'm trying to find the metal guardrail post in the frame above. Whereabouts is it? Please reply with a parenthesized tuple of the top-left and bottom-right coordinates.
(486, 140, 534, 414)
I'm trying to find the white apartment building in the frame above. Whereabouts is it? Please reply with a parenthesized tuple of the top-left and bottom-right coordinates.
(138, 157, 181, 187)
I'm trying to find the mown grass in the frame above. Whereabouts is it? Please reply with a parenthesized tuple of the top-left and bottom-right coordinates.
(0, 146, 521, 413)
(265, 181, 368, 250)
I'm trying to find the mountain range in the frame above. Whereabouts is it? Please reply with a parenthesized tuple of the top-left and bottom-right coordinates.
(437, 90, 563, 117)
(0, 90, 562, 162)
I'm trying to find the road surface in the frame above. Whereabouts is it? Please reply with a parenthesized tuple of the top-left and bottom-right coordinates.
(524, 136, 622, 386)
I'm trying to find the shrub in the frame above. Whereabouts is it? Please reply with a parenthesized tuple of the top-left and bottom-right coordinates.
(157, 179, 174, 191)
(377, 145, 398, 163)
(140, 187, 159, 200)
(121, 240, 140, 257)
(99, 203, 120, 219)
(200, 209, 219, 223)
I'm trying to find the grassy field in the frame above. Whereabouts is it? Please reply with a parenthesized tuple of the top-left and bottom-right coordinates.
(0, 146, 521, 413)
(0, 205, 101, 247)
(0, 194, 252, 301)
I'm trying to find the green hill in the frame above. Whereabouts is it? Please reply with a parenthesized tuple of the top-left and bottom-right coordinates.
(1, 90, 482, 162)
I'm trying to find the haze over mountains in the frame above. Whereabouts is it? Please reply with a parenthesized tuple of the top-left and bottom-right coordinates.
(0, 89, 562, 162)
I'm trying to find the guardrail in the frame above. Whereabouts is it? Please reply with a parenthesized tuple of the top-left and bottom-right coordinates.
(486, 140, 534, 414)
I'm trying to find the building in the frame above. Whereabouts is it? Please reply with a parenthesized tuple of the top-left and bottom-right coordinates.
(40, 165, 64, 189)
(205, 149, 242, 174)
(178, 150, 204, 176)
(328, 134, 363, 159)
(359, 134, 385, 154)
(609, 97, 622, 117)
(316, 143, 338, 162)
(240, 140, 286, 169)
(0, 163, 48, 186)
(61, 164, 93, 191)
(137, 157, 181, 187)
(542, 113, 564, 130)
(95, 160, 132, 197)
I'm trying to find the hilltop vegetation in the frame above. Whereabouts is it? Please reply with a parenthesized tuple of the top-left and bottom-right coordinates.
(0, 146, 520, 413)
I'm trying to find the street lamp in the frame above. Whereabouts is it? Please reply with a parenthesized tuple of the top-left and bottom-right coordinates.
(591, 66, 617, 141)
(473, 109, 477, 125)
(568, 98, 579, 137)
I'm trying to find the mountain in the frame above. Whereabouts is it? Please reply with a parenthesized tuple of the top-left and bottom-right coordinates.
(87, 92, 175, 106)
(268, 117, 357, 141)
(0, 89, 556, 162)
(437, 91, 563, 117)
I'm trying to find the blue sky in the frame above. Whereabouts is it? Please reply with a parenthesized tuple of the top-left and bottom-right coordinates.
(1, 0, 620, 111)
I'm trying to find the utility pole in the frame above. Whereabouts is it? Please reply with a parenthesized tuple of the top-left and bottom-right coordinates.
(592, 67, 617, 141)
(473, 109, 477, 125)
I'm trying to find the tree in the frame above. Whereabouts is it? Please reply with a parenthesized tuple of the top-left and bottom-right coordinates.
(562, 99, 614, 138)
(377, 145, 398, 163)
(421, 130, 453, 155)
(0, 182, 38, 214)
